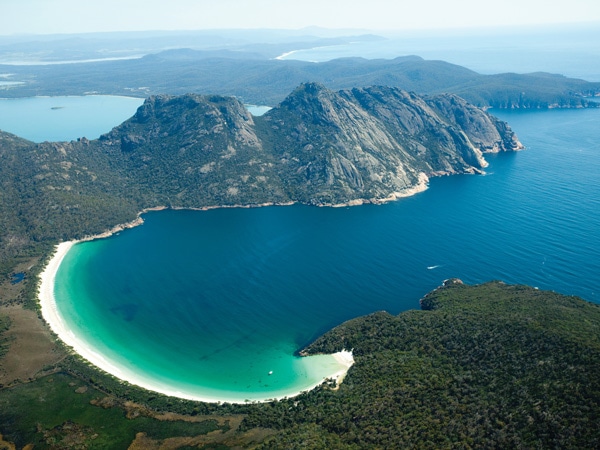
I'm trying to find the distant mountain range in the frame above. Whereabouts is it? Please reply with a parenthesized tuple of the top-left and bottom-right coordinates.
(2, 48, 598, 108)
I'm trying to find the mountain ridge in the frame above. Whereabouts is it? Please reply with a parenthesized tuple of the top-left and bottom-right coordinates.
(100, 83, 521, 206)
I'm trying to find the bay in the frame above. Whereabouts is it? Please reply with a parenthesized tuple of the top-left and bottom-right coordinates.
(53, 106, 600, 401)
(0, 95, 144, 142)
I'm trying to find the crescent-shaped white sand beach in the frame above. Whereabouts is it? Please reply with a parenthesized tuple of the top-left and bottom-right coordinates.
(38, 240, 355, 403)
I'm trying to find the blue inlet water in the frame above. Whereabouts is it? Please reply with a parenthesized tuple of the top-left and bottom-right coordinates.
(0, 96, 269, 143)
(0, 95, 144, 142)
(52, 106, 600, 401)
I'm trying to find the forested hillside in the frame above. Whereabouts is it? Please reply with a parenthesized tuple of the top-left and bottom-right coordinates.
(253, 280, 600, 448)
(2, 82, 598, 449)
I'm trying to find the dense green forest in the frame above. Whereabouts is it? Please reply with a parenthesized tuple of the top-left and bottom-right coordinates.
(253, 280, 600, 448)
(1, 281, 599, 448)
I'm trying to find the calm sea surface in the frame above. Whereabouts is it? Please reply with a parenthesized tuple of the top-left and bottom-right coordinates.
(51, 103, 600, 401)
(0, 95, 144, 142)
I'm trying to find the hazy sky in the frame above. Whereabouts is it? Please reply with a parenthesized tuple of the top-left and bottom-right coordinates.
(2, 0, 600, 35)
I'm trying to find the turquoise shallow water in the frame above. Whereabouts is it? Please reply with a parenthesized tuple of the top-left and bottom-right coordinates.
(54, 213, 356, 402)
(53, 106, 600, 401)
(0, 95, 144, 142)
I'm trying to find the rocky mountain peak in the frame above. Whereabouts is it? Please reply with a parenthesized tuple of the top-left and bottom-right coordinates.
(25, 84, 521, 209)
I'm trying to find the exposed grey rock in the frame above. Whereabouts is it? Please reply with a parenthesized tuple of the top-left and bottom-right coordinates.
(3, 83, 522, 216)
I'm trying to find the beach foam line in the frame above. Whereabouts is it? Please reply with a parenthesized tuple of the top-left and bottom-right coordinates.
(38, 241, 130, 382)
(38, 241, 355, 403)
(39, 241, 76, 347)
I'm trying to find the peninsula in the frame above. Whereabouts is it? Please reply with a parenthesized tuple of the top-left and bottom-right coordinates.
(0, 83, 521, 275)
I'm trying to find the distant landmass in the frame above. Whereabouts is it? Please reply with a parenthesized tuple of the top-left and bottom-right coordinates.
(0, 83, 521, 274)
(2, 50, 598, 109)
(0, 30, 383, 64)
(1, 30, 600, 449)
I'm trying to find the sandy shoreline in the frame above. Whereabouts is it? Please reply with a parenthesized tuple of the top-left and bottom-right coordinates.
(330, 349, 355, 385)
(39, 240, 76, 350)
(38, 239, 355, 404)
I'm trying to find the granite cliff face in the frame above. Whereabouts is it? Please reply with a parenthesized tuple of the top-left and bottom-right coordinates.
(98, 94, 289, 205)
(94, 83, 521, 207)
(263, 84, 519, 204)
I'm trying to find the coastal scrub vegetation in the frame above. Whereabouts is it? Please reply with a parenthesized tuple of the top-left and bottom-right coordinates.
(248, 281, 600, 449)
(0, 315, 10, 359)
(1, 281, 599, 448)
(0, 372, 231, 449)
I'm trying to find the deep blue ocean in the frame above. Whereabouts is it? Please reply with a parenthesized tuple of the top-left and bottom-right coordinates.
(50, 104, 600, 401)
